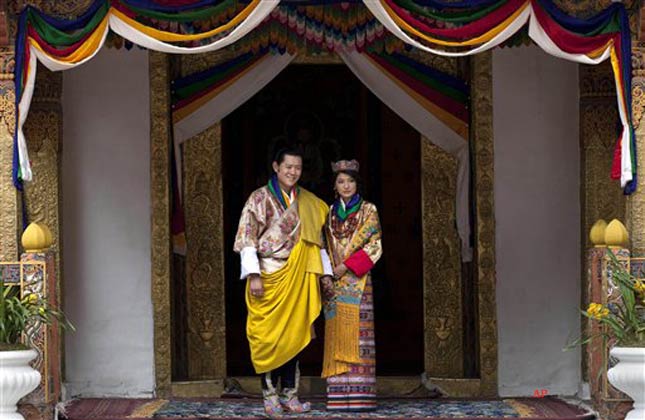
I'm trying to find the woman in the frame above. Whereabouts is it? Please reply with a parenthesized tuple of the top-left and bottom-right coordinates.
(320, 159, 383, 412)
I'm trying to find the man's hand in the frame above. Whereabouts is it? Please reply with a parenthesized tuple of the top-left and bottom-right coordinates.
(248, 274, 264, 298)
(333, 263, 348, 279)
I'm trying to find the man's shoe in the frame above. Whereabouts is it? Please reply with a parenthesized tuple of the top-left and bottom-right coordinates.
(262, 389, 284, 418)
(280, 388, 311, 413)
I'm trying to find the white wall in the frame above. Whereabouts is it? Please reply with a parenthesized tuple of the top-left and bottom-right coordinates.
(62, 48, 153, 397)
(493, 45, 581, 396)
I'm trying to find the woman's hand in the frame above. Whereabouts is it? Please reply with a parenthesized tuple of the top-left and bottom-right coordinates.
(248, 274, 264, 298)
(320, 275, 335, 300)
(333, 263, 348, 279)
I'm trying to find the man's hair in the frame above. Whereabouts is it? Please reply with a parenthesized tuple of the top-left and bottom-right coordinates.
(273, 147, 303, 165)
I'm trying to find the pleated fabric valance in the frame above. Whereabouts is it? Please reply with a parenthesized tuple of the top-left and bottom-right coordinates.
(13, 0, 635, 194)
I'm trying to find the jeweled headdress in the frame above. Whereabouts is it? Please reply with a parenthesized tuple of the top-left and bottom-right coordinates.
(331, 159, 360, 173)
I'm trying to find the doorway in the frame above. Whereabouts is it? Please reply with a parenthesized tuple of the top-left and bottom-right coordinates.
(153, 52, 498, 397)
(222, 64, 425, 377)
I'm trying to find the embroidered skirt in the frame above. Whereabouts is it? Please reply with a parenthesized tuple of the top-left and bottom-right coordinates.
(326, 277, 376, 411)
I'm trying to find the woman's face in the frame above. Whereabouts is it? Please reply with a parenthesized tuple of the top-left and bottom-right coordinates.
(335, 172, 357, 201)
(272, 154, 302, 191)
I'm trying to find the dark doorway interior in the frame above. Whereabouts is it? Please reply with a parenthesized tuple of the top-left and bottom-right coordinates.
(222, 64, 425, 377)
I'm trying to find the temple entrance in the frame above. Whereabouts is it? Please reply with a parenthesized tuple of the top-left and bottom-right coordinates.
(165, 56, 494, 397)
(221, 64, 425, 377)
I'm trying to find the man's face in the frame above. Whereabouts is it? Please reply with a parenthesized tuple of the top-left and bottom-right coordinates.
(272, 154, 302, 191)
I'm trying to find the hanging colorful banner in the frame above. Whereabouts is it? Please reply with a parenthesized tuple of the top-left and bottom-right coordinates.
(363, 0, 635, 192)
(12, 0, 636, 194)
(13, 0, 280, 189)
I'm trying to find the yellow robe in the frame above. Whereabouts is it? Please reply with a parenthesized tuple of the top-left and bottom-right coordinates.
(237, 187, 328, 373)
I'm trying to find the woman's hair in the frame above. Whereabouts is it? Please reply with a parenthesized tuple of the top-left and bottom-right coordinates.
(273, 147, 303, 165)
(334, 169, 362, 195)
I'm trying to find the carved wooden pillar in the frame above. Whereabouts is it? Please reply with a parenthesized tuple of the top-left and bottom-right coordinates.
(624, 33, 645, 420)
(0, 0, 19, 263)
(628, 45, 645, 256)
(22, 64, 62, 311)
(0, 47, 19, 261)
(471, 51, 498, 397)
(183, 124, 226, 382)
(173, 51, 229, 394)
(421, 139, 464, 378)
(150, 51, 173, 397)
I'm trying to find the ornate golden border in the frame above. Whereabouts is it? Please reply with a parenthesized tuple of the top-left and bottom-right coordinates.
(420, 137, 464, 378)
(150, 51, 498, 397)
(183, 123, 226, 381)
(628, 46, 645, 255)
(471, 51, 498, 397)
(0, 50, 18, 261)
(23, 66, 63, 311)
(149, 51, 172, 398)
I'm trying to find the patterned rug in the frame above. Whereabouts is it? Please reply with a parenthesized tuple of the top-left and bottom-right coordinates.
(62, 397, 595, 420)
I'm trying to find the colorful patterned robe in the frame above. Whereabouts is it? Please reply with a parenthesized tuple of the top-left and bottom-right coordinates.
(233, 186, 301, 275)
(322, 199, 382, 411)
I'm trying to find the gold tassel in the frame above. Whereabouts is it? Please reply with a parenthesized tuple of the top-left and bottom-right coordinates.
(334, 303, 360, 363)
(321, 302, 360, 378)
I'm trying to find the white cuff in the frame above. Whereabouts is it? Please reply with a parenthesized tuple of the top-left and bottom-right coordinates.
(320, 249, 333, 276)
(240, 247, 260, 280)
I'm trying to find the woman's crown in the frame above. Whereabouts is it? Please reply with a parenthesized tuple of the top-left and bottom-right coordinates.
(331, 159, 360, 173)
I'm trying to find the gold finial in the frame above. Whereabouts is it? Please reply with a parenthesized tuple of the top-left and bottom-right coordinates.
(604, 219, 629, 249)
(21, 223, 53, 252)
(589, 219, 607, 247)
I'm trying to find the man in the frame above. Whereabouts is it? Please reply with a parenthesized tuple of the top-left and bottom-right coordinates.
(234, 148, 332, 417)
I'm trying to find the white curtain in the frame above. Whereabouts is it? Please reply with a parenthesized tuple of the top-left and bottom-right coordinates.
(339, 51, 472, 262)
(173, 53, 296, 198)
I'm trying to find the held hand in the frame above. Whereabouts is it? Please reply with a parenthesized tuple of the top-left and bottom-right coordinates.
(333, 263, 348, 279)
(248, 274, 264, 298)
(320, 275, 335, 300)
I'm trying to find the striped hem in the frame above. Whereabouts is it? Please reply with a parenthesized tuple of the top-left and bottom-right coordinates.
(326, 403, 377, 412)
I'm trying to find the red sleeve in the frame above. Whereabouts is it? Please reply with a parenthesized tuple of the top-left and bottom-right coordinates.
(344, 249, 374, 278)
